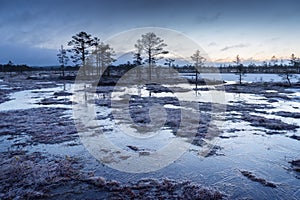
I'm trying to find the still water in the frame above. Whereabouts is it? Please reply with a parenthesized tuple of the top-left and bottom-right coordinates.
(0, 74, 299, 199)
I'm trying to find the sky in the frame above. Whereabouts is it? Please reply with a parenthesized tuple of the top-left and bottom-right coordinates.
(0, 0, 300, 66)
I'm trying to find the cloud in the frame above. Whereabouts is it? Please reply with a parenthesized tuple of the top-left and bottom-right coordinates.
(270, 37, 280, 41)
(208, 42, 217, 46)
(220, 44, 249, 52)
(195, 12, 221, 24)
(214, 57, 232, 63)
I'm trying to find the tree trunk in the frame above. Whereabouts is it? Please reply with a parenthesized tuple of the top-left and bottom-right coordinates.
(62, 65, 65, 77)
(195, 71, 198, 91)
(148, 50, 151, 80)
(287, 74, 291, 86)
(82, 43, 86, 76)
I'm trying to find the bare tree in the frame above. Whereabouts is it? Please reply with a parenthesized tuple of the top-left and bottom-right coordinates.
(68, 31, 94, 76)
(57, 45, 69, 77)
(135, 32, 168, 79)
(191, 50, 206, 87)
(92, 42, 116, 76)
(233, 55, 244, 84)
(92, 37, 101, 75)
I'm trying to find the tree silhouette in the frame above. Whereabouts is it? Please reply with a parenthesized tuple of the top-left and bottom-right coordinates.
(271, 55, 278, 67)
(57, 45, 69, 77)
(92, 37, 101, 75)
(68, 31, 94, 76)
(133, 44, 143, 66)
(233, 55, 244, 84)
(92, 42, 115, 76)
(290, 54, 300, 72)
(279, 53, 299, 86)
(191, 50, 206, 87)
(135, 32, 168, 79)
(290, 54, 297, 67)
(7, 60, 13, 66)
(164, 58, 175, 74)
(133, 44, 143, 80)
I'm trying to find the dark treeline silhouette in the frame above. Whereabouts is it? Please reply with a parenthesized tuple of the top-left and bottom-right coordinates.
(0, 64, 79, 73)
(171, 64, 300, 74)
(1, 58, 299, 75)
(2, 61, 299, 74)
(0, 63, 31, 72)
(219, 64, 300, 74)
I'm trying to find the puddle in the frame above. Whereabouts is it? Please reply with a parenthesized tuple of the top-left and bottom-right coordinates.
(1, 79, 300, 199)
(265, 90, 278, 93)
(112, 83, 299, 198)
(0, 85, 11, 90)
(0, 84, 73, 111)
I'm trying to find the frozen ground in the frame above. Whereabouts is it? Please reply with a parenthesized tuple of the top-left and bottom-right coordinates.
(0, 71, 299, 199)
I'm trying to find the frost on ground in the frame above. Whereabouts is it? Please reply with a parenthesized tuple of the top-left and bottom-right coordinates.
(240, 170, 277, 188)
(0, 72, 227, 199)
(0, 72, 300, 198)
(0, 150, 82, 199)
(0, 107, 77, 145)
(0, 150, 224, 199)
(242, 113, 299, 131)
(289, 160, 300, 172)
(223, 84, 300, 135)
(273, 111, 300, 119)
(0, 72, 61, 103)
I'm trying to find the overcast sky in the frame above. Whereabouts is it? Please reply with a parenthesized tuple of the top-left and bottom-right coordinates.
(0, 0, 300, 66)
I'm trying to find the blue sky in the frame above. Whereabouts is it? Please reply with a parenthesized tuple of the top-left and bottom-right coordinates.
(0, 0, 300, 66)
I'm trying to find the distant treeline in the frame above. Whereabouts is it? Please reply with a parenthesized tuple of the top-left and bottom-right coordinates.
(0, 64, 31, 72)
(1, 62, 300, 74)
(0, 64, 79, 72)
(219, 64, 300, 74)
(175, 64, 300, 74)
